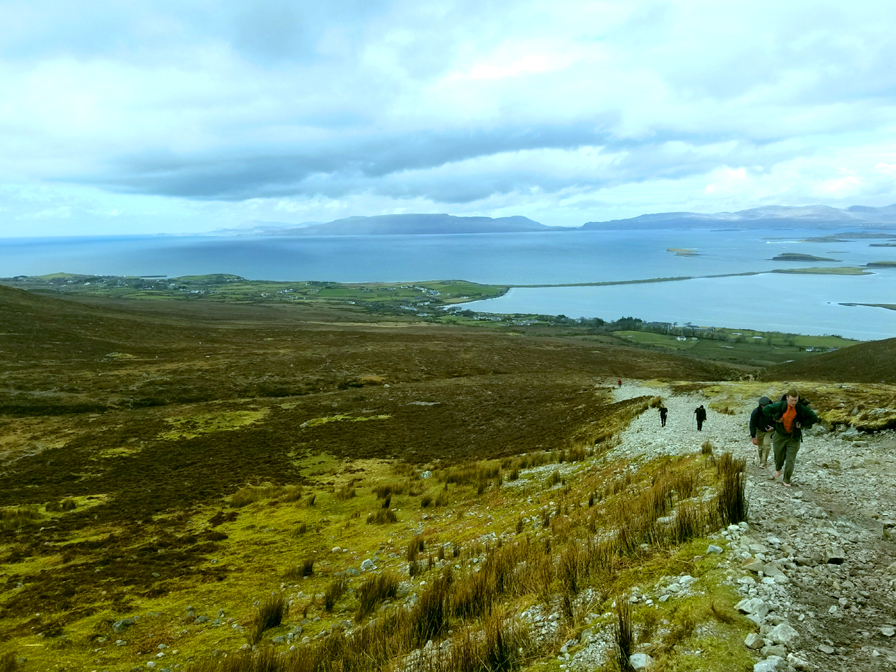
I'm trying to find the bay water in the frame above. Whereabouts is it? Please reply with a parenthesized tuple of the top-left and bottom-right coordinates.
(2, 228, 895, 340)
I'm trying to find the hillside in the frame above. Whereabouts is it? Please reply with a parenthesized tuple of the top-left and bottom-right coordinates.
(221, 213, 566, 236)
(582, 203, 896, 230)
(760, 337, 896, 384)
(2, 287, 895, 672)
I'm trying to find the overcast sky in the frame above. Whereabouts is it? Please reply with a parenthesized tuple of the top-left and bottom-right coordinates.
(2, 0, 895, 237)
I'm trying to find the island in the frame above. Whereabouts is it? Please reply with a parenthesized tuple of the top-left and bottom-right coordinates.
(770, 253, 839, 262)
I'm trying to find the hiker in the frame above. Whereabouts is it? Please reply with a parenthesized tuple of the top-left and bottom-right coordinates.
(659, 405, 668, 427)
(749, 395, 775, 468)
(694, 405, 707, 431)
(762, 388, 819, 487)
(617, 379, 622, 388)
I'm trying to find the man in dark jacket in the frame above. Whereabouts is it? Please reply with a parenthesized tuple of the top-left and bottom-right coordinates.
(694, 405, 707, 431)
(749, 396, 774, 468)
(762, 388, 819, 487)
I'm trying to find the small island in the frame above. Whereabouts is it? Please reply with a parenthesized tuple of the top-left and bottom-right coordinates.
(667, 247, 698, 256)
(771, 253, 839, 262)
(773, 266, 869, 275)
(866, 261, 896, 268)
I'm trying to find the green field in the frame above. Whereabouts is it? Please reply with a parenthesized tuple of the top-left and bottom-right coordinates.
(612, 328, 857, 366)
(0, 273, 863, 367)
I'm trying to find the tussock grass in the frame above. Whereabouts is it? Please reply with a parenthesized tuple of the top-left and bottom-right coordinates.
(355, 572, 400, 622)
(284, 558, 314, 579)
(247, 594, 287, 645)
(323, 578, 347, 612)
(614, 595, 635, 672)
(0, 651, 18, 672)
(407, 536, 425, 562)
(0, 507, 40, 530)
(335, 485, 356, 501)
(45, 498, 76, 512)
(366, 509, 397, 524)
(183, 443, 751, 672)
(717, 452, 749, 525)
(228, 483, 305, 507)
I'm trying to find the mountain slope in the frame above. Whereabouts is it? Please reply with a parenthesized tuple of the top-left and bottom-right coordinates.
(759, 337, 896, 384)
(583, 203, 896, 230)
(256, 214, 563, 236)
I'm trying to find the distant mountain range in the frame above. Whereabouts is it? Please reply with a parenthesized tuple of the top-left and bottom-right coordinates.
(210, 204, 896, 237)
(582, 204, 896, 230)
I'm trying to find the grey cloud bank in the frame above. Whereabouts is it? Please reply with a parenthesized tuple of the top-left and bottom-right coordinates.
(1, 0, 895, 237)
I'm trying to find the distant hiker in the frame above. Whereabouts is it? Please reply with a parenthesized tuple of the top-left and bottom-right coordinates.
(659, 405, 668, 427)
(762, 388, 819, 487)
(694, 405, 707, 431)
(749, 395, 775, 468)
(618, 379, 622, 388)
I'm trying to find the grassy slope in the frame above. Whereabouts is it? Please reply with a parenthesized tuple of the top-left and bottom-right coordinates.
(1, 286, 893, 671)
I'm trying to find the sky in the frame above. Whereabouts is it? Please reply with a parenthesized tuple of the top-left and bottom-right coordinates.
(1, 0, 896, 237)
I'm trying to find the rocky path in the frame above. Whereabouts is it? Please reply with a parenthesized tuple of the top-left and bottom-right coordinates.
(608, 382, 896, 671)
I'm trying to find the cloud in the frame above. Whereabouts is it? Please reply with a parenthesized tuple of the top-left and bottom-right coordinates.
(1, 0, 896, 236)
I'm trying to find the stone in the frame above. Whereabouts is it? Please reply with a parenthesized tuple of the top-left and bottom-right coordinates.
(763, 564, 786, 578)
(744, 632, 764, 649)
(881, 626, 895, 637)
(360, 559, 375, 571)
(767, 622, 800, 647)
(743, 559, 767, 574)
(707, 544, 723, 554)
(112, 617, 136, 633)
(736, 598, 769, 619)
(818, 644, 835, 655)
(753, 655, 786, 672)
(787, 653, 811, 671)
(629, 652, 654, 670)
(826, 547, 846, 564)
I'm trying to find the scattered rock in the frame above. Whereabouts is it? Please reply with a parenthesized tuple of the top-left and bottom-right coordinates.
(753, 654, 786, 671)
(112, 618, 136, 634)
(629, 652, 654, 670)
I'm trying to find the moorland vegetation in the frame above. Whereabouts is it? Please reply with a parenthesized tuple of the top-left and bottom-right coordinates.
(1, 280, 895, 671)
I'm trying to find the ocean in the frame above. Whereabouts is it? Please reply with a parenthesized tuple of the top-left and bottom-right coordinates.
(2, 228, 895, 340)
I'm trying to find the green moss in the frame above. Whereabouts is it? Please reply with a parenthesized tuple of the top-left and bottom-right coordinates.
(300, 414, 391, 428)
(160, 409, 269, 440)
